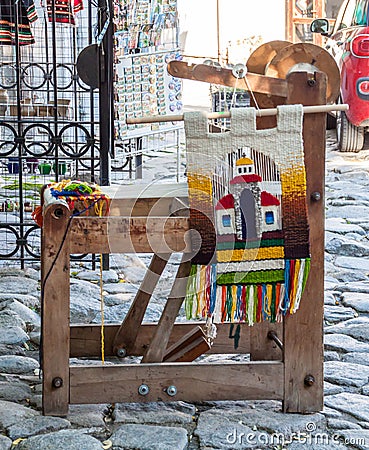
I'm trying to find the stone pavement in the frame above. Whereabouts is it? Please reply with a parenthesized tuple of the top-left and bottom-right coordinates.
(0, 130, 368, 449)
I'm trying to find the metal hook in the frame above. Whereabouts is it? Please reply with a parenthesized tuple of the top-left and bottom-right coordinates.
(232, 63, 247, 79)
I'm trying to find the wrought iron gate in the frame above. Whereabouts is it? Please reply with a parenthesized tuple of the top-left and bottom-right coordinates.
(0, 0, 121, 267)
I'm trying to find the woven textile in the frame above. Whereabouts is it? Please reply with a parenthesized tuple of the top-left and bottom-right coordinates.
(42, 0, 83, 25)
(0, 0, 37, 46)
(184, 106, 310, 324)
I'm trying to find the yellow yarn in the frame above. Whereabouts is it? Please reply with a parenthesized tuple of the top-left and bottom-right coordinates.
(217, 246, 284, 263)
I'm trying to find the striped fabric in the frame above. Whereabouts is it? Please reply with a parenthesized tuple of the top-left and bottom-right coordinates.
(43, 0, 83, 25)
(0, 0, 37, 46)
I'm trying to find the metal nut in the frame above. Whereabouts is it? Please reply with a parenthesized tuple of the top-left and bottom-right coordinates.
(138, 384, 150, 396)
(116, 348, 127, 358)
(311, 191, 321, 201)
(166, 385, 177, 397)
(304, 375, 315, 387)
(52, 377, 63, 388)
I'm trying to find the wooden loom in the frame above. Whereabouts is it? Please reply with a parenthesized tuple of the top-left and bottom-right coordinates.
(41, 64, 330, 416)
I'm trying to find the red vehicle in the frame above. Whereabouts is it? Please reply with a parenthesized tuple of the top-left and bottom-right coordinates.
(311, 0, 369, 151)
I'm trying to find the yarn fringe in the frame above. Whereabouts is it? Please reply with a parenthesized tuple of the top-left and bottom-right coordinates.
(185, 258, 310, 324)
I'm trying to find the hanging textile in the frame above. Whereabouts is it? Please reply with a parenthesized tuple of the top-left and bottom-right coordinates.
(43, 0, 83, 25)
(184, 106, 311, 325)
(0, 0, 38, 46)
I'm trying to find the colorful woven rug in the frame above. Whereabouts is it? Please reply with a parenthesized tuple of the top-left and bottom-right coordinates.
(184, 105, 310, 324)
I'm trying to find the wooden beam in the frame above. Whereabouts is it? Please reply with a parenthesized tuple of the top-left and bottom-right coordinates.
(70, 322, 253, 357)
(283, 71, 325, 413)
(142, 257, 191, 363)
(69, 216, 190, 254)
(104, 182, 188, 217)
(69, 362, 284, 404)
(112, 254, 170, 356)
(167, 61, 288, 97)
(42, 203, 71, 416)
(286, 0, 294, 42)
(109, 197, 187, 217)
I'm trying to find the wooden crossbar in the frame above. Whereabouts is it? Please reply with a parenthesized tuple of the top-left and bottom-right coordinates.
(69, 362, 284, 404)
(69, 216, 190, 254)
(70, 322, 256, 357)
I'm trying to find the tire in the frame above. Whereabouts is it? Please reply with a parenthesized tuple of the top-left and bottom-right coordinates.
(326, 112, 336, 130)
(336, 110, 364, 152)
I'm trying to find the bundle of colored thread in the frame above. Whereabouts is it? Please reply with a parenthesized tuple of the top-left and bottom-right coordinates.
(32, 179, 110, 227)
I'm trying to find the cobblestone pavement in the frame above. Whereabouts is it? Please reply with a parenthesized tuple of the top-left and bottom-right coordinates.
(0, 130, 368, 449)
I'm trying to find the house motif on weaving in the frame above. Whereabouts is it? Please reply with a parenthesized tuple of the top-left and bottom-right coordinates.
(214, 156, 285, 286)
(215, 157, 282, 241)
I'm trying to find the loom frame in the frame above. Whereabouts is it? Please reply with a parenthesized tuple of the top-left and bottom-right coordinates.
(41, 71, 325, 416)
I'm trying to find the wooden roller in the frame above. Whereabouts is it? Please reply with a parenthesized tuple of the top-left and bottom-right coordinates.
(265, 42, 340, 104)
(246, 40, 292, 75)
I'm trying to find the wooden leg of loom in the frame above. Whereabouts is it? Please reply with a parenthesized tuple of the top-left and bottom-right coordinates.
(42, 203, 71, 416)
(112, 253, 171, 357)
(142, 256, 192, 363)
(282, 71, 325, 413)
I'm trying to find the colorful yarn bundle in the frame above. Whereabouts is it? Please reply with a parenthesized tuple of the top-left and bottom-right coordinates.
(183, 106, 310, 324)
(32, 179, 110, 227)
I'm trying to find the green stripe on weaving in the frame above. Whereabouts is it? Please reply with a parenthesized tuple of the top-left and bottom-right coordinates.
(217, 239, 284, 250)
(217, 269, 285, 285)
(260, 239, 284, 247)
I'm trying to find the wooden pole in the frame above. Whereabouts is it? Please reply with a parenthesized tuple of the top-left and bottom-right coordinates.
(283, 71, 325, 413)
(126, 104, 348, 125)
(42, 203, 71, 416)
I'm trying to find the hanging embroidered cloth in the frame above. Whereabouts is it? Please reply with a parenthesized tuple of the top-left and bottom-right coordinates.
(184, 105, 310, 324)
(0, 0, 38, 45)
(42, 0, 83, 25)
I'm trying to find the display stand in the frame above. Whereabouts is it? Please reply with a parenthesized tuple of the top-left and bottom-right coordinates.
(41, 71, 325, 416)
(113, 0, 182, 179)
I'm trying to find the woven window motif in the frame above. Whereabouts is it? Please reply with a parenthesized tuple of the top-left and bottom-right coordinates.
(184, 106, 310, 325)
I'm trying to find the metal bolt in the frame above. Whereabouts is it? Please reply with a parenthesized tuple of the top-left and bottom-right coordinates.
(53, 208, 64, 219)
(304, 375, 315, 387)
(166, 385, 177, 397)
(311, 191, 321, 202)
(116, 348, 127, 358)
(307, 78, 316, 87)
(52, 377, 63, 388)
(138, 384, 150, 396)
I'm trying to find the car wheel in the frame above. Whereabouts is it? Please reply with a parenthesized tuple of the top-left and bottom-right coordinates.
(326, 113, 336, 130)
(336, 110, 364, 152)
